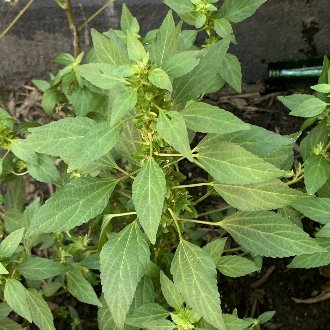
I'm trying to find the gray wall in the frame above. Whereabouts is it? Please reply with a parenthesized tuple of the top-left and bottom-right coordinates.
(0, 0, 329, 88)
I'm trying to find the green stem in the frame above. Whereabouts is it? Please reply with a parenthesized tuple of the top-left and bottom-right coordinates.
(172, 182, 212, 189)
(11, 170, 28, 176)
(197, 206, 232, 218)
(77, 0, 115, 32)
(0, 0, 34, 39)
(154, 152, 183, 157)
(223, 247, 241, 253)
(286, 174, 304, 186)
(192, 190, 212, 206)
(116, 166, 135, 179)
(103, 212, 137, 221)
(168, 208, 183, 240)
(163, 156, 185, 168)
(177, 218, 220, 227)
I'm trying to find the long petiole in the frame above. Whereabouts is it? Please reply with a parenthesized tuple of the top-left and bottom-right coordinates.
(192, 190, 212, 206)
(177, 218, 220, 227)
(168, 208, 183, 240)
(198, 206, 232, 217)
(172, 182, 212, 189)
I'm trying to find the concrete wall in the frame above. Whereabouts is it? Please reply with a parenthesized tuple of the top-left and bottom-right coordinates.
(0, 0, 329, 88)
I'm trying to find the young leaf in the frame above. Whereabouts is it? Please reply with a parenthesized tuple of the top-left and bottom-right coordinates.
(292, 197, 330, 224)
(203, 238, 227, 264)
(0, 318, 24, 329)
(220, 0, 267, 23)
(304, 154, 330, 195)
(27, 154, 60, 184)
(300, 120, 328, 160)
(213, 181, 305, 211)
(288, 238, 330, 269)
(0, 227, 25, 259)
(311, 83, 330, 93)
(26, 290, 56, 330)
(290, 97, 327, 117)
(220, 211, 324, 257)
(17, 257, 66, 280)
(41, 89, 62, 114)
(197, 140, 285, 184)
(217, 256, 259, 277)
(171, 240, 225, 330)
(91, 29, 129, 66)
(223, 314, 253, 330)
(143, 319, 176, 330)
(121, 4, 140, 35)
(127, 32, 147, 62)
(111, 87, 137, 126)
(316, 224, 330, 238)
(148, 68, 173, 92)
(132, 158, 167, 244)
(126, 303, 169, 328)
(213, 18, 233, 39)
(4, 279, 32, 322)
(131, 276, 155, 310)
(159, 272, 184, 309)
(278, 94, 314, 113)
(157, 110, 193, 162)
(100, 222, 150, 328)
(26, 178, 116, 236)
(149, 11, 179, 68)
(76, 63, 126, 89)
(163, 51, 200, 78)
(66, 268, 102, 306)
(0, 303, 11, 320)
(218, 54, 242, 93)
(4, 176, 25, 212)
(163, 0, 194, 14)
(181, 102, 249, 134)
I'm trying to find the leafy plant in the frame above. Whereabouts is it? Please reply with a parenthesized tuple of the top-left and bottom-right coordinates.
(0, 0, 324, 329)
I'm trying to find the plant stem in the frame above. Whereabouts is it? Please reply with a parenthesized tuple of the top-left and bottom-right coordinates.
(103, 212, 137, 221)
(163, 156, 185, 168)
(171, 182, 212, 189)
(192, 190, 212, 206)
(115, 166, 135, 179)
(168, 208, 183, 240)
(0, 0, 34, 39)
(77, 0, 115, 32)
(223, 247, 241, 253)
(197, 206, 232, 218)
(154, 152, 183, 157)
(286, 175, 304, 186)
(177, 218, 220, 227)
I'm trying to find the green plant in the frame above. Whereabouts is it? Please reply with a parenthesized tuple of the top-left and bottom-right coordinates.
(278, 56, 330, 270)
(0, 0, 325, 329)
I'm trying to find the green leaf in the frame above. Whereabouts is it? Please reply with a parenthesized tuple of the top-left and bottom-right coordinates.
(197, 139, 285, 184)
(144, 319, 175, 330)
(0, 318, 24, 330)
(203, 238, 227, 265)
(163, 0, 194, 14)
(111, 87, 137, 126)
(126, 303, 169, 328)
(163, 51, 200, 79)
(220, 211, 324, 257)
(66, 268, 102, 306)
(223, 314, 253, 330)
(132, 159, 167, 244)
(121, 4, 140, 34)
(26, 290, 55, 330)
(304, 154, 330, 195)
(76, 63, 126, 89)
(221, 0, 267, 23)
(292, 197, 330, 224)
(217, 256, 259, 277)
(0, 227, 25, 259)
(218, 54, 242, 92)
(288, 238, 330, 268)
(172, 39, 230, 103)
(4, 279, 32, 322)
(213, 181, 305, 211)
(171, 240, 225, 330)
(311, 83, 330, 93)
(278, 94, 314, 112)
(290, 97, 328, 117)
(0, 262, 8, 275)
(181, 102, 249, 134)
(131, 276, 155, 310)
(17, 257, 66, 280)
(159, 271, 184, 309)
(157, 110, 193, 161)
(127, 32, 147, 62)
(23, 117, 121, 172)
(100, 222, 150, 328)
(32, 79, 50, 92)
(26, 177, 116, 236)
(300, 120, 328, 160)
(4, 176, 25, 211)
(91, 29, 129, 66)
(148, 68, 172, 92)
(213, 18, 233, 39)
(0, 303, 11, 320)
(316, 224, 330, 237)
(41, 89, 62, 115)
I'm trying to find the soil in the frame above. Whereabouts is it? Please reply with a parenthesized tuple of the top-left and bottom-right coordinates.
(2, 83, 330, 329)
